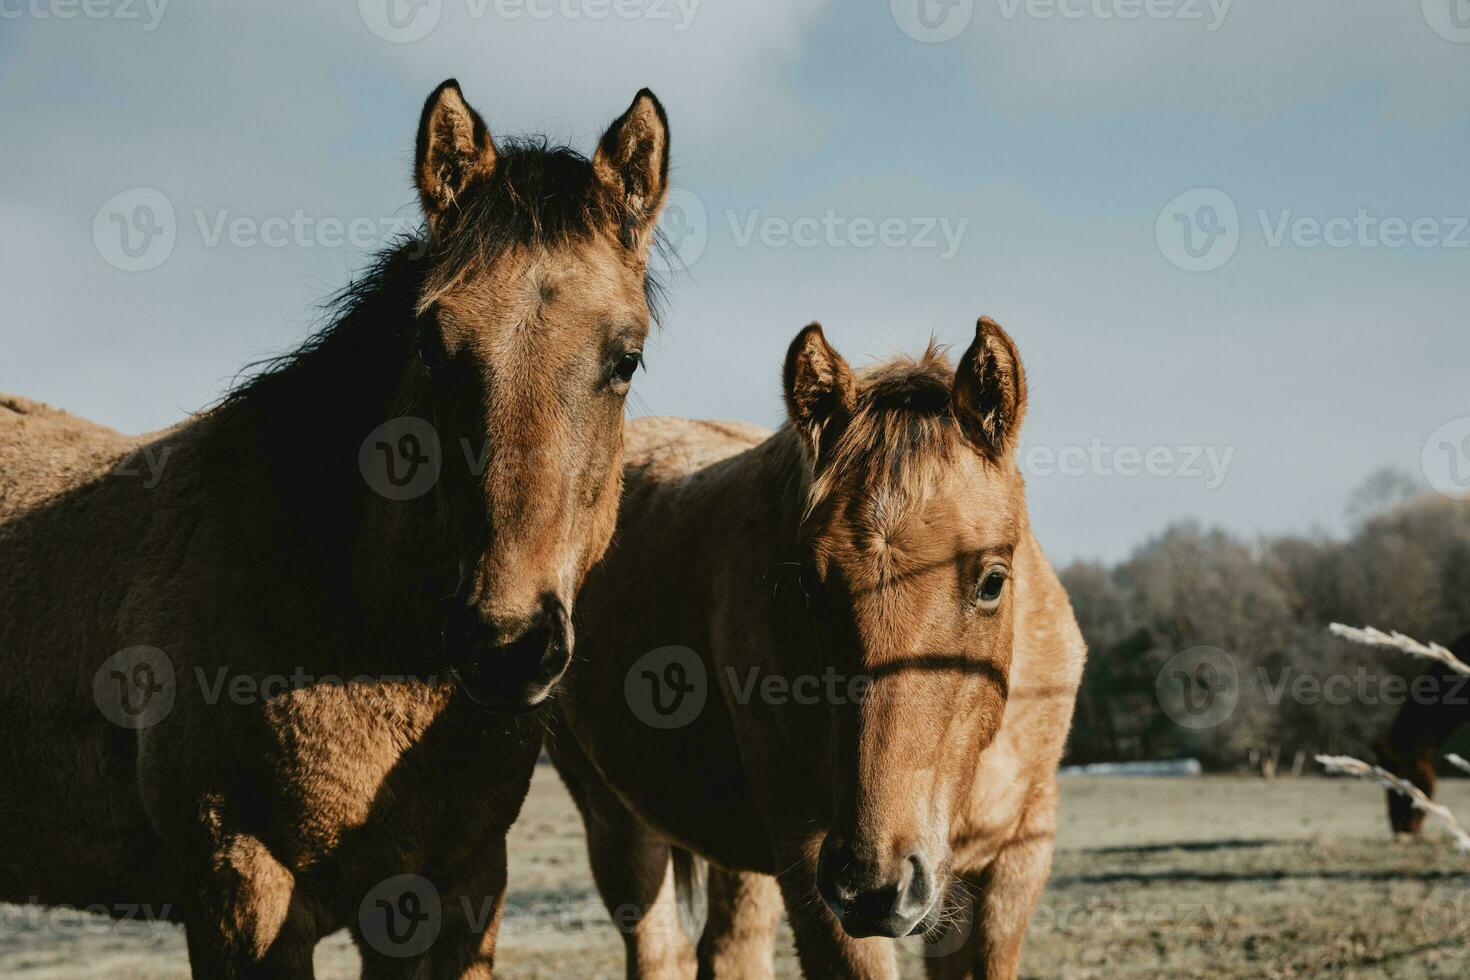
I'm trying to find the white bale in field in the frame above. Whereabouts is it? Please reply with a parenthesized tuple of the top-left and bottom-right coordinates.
(1060, 759, 1203, 777)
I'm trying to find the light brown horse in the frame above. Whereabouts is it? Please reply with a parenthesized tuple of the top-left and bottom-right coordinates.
(551, 320, 1086, 978)
(0, 79, 669, 977)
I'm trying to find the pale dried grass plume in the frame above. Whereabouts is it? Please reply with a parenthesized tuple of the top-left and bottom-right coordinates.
(1315, 754, 1470, 852)
(1328, 623, 1470, 676)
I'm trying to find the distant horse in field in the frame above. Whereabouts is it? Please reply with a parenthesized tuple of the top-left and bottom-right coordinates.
(0, 79, 670, 977)
(1375, 630, 1470, 838)
(551, 320, 1086, 978)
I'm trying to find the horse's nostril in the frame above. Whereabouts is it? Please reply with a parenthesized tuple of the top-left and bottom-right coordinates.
(903, 850, 932, 910)
(445, 592, 572, 711)
(849, 883, 901, 922)
(817, 838, 936, 939)
(497, 619, 566, 683)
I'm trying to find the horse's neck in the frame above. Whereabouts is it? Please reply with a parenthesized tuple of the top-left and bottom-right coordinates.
(200, 268, 448, 656)
(694, 427, 810, 640)
(353, 382, 455, 639)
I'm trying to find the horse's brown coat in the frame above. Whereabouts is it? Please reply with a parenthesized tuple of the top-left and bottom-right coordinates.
(552, 322, 1086, 978)
(0, 79, 669, 978)
(1376, 630, 1470, 837)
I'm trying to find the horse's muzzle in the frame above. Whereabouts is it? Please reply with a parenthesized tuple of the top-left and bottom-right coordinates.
(445, 593, 572, 713)
(816, 834, 938, 939)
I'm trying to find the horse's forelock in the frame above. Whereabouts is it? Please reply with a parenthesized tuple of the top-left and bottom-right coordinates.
(804, 353, 970, 520)
(421, 140, 664, 321)
(219, 139, 662, 417)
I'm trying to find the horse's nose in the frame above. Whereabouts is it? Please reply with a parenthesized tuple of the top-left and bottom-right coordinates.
(446, 593, 571, 712)
(816, 836, 935, 939)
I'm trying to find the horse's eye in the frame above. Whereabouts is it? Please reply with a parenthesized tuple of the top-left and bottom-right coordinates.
(797, 562, 824, 600)
(975, 568, 1008, 610)
(612, 351, 643, 386)
(417, 332, 447, 372)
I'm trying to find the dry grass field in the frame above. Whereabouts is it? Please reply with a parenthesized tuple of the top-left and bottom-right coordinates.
(4, 767, 1467, 978)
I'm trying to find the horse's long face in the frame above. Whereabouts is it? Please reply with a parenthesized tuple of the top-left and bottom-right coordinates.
(781, 320, 1028, 939)
(421, 239, 650, 712)
(409, 81, 668, 712)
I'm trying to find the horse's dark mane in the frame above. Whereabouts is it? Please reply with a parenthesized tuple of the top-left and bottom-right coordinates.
(204, 138, 666, 575)
(217, 138, 662, 424)
(214, 239, 424, 421)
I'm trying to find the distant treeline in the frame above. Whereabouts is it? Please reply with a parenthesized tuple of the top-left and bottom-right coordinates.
(1060, 473, 1470, 772)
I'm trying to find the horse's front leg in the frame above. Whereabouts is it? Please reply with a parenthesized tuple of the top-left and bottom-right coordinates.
(352, 842, 510, 980)
(775, 846, 898, 980)
(182, 831, 321, 980)
(140, 706, 321, 979)
(696, 865, 783, 979)
(551, 720, 696, 979)
(925, 785, 1057, 980)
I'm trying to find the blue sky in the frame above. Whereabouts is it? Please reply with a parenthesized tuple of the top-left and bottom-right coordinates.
(2, 0, 1467, 563)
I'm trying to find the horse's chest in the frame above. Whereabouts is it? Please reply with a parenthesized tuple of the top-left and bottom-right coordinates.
(252, 683, 539, 867)
(951, 720, 1051, 872)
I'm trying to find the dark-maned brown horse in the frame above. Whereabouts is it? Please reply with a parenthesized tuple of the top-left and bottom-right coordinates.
(551, 320, 1086, 979)
(0, 79, 669, 977)
(1376, 631, 1470, 838)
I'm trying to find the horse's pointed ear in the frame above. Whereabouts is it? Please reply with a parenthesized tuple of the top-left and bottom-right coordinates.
(415, 79, 496, 230)
(951, 317, 1027, 460)
(592, 89, 670, 256)
(784, 323, 857, 461)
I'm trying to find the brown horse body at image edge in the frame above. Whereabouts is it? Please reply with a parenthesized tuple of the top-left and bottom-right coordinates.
(1375, 631, 1470, 838)
(0, 79, 669, 977)
(552, 320, 1086, 978)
